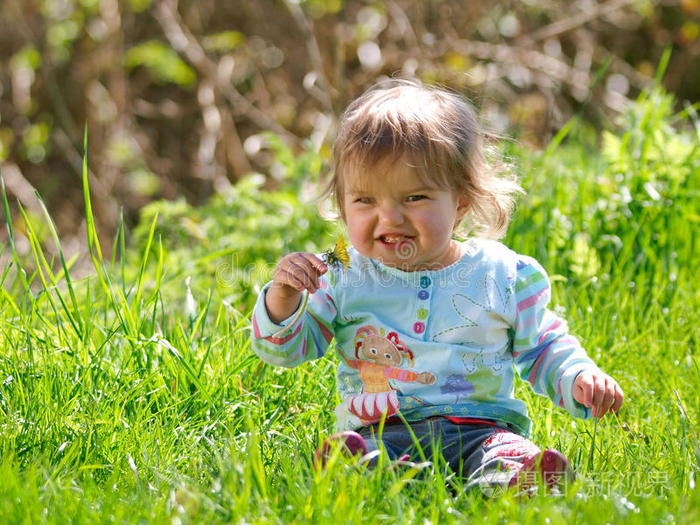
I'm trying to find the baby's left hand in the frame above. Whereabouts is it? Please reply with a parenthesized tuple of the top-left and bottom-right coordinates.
(573, 371, 624, 418)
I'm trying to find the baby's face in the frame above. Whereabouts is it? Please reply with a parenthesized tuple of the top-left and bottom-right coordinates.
(360, 335, 402, 366)
(342, 158, 469, 271)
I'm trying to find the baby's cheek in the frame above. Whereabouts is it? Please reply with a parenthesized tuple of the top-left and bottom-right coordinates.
(345, 227, 363, 248)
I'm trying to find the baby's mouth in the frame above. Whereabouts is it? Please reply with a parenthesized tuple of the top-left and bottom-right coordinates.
(377, 234, 414, 245)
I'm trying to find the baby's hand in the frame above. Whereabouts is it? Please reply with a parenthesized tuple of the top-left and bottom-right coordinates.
(417, 372, 436, 385)
(573, 370, 624, 418)
(272, 252, 327, 296)
(265, 253, 327, 323)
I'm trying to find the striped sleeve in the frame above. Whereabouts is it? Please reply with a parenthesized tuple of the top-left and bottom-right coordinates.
(250, 275, 337, 368)
(511, 256, 599, 419)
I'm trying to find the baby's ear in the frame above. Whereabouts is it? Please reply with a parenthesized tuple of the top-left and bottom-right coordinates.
(456, 192, 471, 217)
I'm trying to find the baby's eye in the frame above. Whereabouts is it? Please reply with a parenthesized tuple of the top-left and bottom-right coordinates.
(354, 196, 374, 204)
(384, 353, 392, 360)
(369, 347, 378, 354)
(406, 195, 427, 202)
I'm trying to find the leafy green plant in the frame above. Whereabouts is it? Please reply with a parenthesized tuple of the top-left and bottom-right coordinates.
(507, 86, 698, 287)
(129, 136, 336, 313)
(124, 41, 197, 87)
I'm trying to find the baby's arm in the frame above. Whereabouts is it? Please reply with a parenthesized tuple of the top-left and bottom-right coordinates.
(511, 256, 614, 419)
(251, 252, 337, 368)
(573, 370, 624, 418)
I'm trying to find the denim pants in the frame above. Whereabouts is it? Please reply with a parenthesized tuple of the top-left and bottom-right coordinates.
(357, 417, 541, 491)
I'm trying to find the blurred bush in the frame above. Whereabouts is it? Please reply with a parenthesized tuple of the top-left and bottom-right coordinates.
(0, 0, 698, 263)
(506, 83, 699, 289)
(130, 137, 338, 311)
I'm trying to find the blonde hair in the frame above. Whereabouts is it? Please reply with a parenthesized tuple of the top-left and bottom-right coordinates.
(324, 79, 522, 238)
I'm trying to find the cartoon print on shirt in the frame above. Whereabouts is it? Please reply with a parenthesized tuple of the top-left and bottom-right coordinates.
(484, 273, 512, 313)
(440, 374, 475, 403)
(341, 325, 436, 425)
(465, 367, 503, 402)
(432, 273, 512, 398)
(432, 274, 512, 347)
(427, 273, 512, 403)
(461, 342, 511, 376)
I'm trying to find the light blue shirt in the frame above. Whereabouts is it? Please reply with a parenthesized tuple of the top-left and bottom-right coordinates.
(251, 238, 599, 436)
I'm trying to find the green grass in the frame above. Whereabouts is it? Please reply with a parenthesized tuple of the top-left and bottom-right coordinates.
(1, 84, 699, 523)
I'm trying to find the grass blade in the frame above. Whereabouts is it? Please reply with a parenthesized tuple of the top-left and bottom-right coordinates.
(133, 212, 159, 321)
(34, 189, 83, 333)
(120, 209, 127, 295)
(82, 126, 104, 266)
(149, 334, 215, 407)
(1, 172, 30, 292)
(17, 203, 82, 340)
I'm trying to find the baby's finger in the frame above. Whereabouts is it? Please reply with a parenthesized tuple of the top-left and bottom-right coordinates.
(574, 372, 594, 408)
(296, 253, 328, 288)
(591, 376, 607, 417)
(273, 268, 308, 293)
(597, 381, 617, 418)
(298, 253, 328, 275)
(274, 256, 314, 288)
(611, 383, 625, 414)
(284, 261, 320, 292)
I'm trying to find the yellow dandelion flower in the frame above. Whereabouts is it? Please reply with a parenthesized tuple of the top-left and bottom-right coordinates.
(322, 235, 351, 269)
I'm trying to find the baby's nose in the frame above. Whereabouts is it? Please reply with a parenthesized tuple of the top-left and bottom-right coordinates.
(378, 204, 404, 225)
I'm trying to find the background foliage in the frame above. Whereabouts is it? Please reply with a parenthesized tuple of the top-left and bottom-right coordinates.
(1, 2, 699, 522)
(1, 0, 699, 264)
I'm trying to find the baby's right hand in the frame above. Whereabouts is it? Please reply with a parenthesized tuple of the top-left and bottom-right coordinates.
(265, 253, 327, 323)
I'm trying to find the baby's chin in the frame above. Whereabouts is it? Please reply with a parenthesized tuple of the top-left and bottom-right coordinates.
(372, 256, 440, 272)
(371, 249, 463, 272)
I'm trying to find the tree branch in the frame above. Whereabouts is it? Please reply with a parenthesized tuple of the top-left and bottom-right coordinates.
(154, 0, 299, 146)
(526, 0, 633, 43)
(282, 0, 335, 112)
(0, 162, 44, 217)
